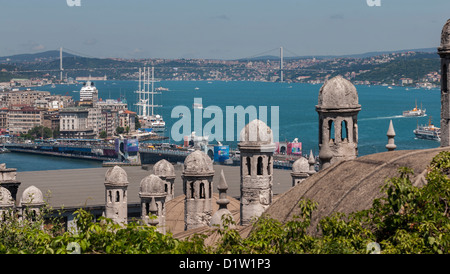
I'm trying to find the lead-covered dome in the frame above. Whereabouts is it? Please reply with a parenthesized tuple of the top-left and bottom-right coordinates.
(292, 157, 309, 174)
(239, 119, 274, 147)
(317, 76, 360, 109)
(439, 19, 450, 51)
(105, 166, 129, 186)
(0, 187, 14, 207)
(21, 185, 44, 205)
(153, 159, 175, 178)
(140, 174, 166, 196)
(183, 150, 214, 175)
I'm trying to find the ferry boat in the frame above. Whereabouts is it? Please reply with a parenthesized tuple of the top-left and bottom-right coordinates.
(413, 117, 440, 142)
(403, 101, 426, 117)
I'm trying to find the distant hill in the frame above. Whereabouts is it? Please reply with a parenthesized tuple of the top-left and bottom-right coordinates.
(0, 50, 77, 63)
(236, 47, 438, 61)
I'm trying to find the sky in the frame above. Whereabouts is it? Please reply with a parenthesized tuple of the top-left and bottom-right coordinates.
(0, 0, 449, 60)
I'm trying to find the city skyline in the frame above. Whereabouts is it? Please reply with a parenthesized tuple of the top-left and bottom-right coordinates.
(0, 0, 449, 60)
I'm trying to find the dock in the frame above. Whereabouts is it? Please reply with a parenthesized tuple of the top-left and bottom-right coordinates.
(2, 142, 300, 170)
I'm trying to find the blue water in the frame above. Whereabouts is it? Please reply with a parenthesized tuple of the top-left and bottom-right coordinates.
(11, 80, 441, 171)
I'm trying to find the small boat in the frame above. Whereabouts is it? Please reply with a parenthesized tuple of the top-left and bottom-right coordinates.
(403, 101, 426, 117)
(192, 103, 203, 109)
(155, 87, 169, 91)
(413, 117, 440, 142)
(194, 87, 199, 90)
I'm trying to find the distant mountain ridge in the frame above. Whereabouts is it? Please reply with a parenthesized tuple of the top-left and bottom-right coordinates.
(0, 47, 439, 63)
(236, 47, 438, 61)
(0, 50, 77, 63)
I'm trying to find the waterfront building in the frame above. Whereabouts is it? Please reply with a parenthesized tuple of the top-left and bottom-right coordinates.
(0, 90, 50, 107)
(0, 108, 7, 133)
(59, 107, 95, 139)
(87, 106, 103, 138)
(119, 110, 136, 132)
(43, 112, 60, 132)
(95, 99, 128, 112)
(7, 105, 43, 135)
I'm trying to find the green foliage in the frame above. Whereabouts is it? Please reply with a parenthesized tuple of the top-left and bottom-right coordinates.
(99, 130, 107, 139)
(2, 151, 450, 254)
(21, 125, 53, 140)
(115, 126, 125, 135)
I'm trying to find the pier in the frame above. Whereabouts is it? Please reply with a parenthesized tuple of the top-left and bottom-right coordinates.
(2, 142, 300, 170)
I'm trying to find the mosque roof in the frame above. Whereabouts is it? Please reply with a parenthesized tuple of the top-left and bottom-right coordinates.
(20, 185, 44, 205)
(182, 150, 214, 176)
(316, 75, 360, 110)
(238, 119, 275, 149)
(263, 146, 449, 235)
(139, 174, 166, 197)
(104, 166, 129, 187)
(439, 19, 450, 52)
(153, 159, 175, 178)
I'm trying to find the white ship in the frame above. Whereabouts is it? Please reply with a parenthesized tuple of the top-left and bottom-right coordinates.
(403, 101, 426, 117)
(413, 117, 440, 142)
(79, 80, 98, 102)
(134, 67, 165, 133)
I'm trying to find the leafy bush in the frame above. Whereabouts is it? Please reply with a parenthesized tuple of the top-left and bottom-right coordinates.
(2, 151, 450, 254)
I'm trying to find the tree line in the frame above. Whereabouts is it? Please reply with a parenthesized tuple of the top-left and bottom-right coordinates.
(2, 151, 450, 254)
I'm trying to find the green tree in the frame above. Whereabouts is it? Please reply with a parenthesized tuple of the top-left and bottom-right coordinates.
(2, 151, 450, 254)
(115, 126, 124, 135)
(99, 130, 107, 139)
(135, 116, 141, 130)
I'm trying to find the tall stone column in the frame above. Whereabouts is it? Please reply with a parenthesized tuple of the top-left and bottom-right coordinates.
(182, 150, 214, 231)
(104, 166, 129, 225)
(139, 174, 168, 234)
(316, 76, 361, 169)
(438, 19, 450, 147)
(238, 119, 275, 226)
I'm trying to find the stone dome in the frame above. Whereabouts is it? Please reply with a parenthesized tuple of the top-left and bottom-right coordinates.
(210, 208, 234, 228)
(183, 150, 214, 175)
(140, 174, 166, 196)
(0, 187, 14, 207)
(264, 146, 448, 236)
(440, 19, 450, 51)
(291, 157, 309, 173)
(105, 166, 129, 186)
(153, 159, 175, 178)
(239, 119, 274, 147)
(317, 76, 360, 109)
(21, 185, 44, 205)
